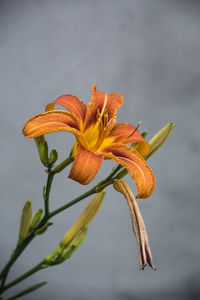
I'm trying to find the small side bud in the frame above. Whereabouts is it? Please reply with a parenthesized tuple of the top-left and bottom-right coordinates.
(18, 200, 32, 241)
(34, 136, 50, 166)
(50, 149, 58, 165)
(38, 141, 50, 167)
(30, 209, 43, 230)
(145, 122, 175, 159)
(34, 221, 53, 235)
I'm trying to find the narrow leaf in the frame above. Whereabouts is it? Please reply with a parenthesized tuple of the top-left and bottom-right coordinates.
(6, 281, 47, 300)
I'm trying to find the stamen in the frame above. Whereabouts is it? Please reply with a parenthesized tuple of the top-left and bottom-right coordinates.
(100, 94, 108, 117)
(96, 108, 101, 121)
(93, 95, 109, 152)
(128, 121, 142, 138)
(103, 109, 109, 128)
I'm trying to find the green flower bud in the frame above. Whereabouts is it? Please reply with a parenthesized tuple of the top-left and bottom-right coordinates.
(18, 200, 32, 241)
(144, 122, 175, 160)
(50, 149, 58, 165)
(34, 221, 53, 235)
(38, 141, 50, 167)
(30, 209, 43, 230)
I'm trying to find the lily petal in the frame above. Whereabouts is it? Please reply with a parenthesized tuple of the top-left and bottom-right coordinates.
(68, 146, 104, 185)
(101, 144, 155, 198)
(46, 94, 86, 122)
(84, 84, 123, 130)
(23, 111, 88, 148)
(99, 123, 150, 155)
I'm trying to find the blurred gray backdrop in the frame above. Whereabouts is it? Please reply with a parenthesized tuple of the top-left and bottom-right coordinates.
(1, 0, 200, 299)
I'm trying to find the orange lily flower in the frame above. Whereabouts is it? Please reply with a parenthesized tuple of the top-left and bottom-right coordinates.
(23, 85, 155, 198)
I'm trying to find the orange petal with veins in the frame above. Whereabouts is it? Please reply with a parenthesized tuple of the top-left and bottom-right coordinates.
(22, 111, 88, 149)
(84, 84, 123, 130)
(101, 143, 155, 198)
(46, 94, 86, 122)
(99, 123, 150, 155)
(68, 146, 104, 185)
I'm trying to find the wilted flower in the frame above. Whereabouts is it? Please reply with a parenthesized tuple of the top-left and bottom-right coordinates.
(113, 179, 156, 270)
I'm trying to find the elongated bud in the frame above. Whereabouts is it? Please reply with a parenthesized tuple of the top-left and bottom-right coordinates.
(38, 141, 50, 166)
(34, 136, 50, 166)
(30, 209, 43, 230)
(60, 190, 105, 247)
(50, 149, 58, 165)
(144, 122, 175, 160)
(18, 200, 32, 241)
(34, 221, 53, 235)
(113, 179, 156, 270)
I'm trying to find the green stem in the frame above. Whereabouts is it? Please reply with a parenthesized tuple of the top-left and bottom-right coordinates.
(3, 262, 44, 292)
(0, 167, 54, 292)
(43, 171, 54, 215)
(49, 186, 97, 218)
(53, 156, 73, 174)
(0, 161, 122, 296)
(0, 215, 48, 293)
(48, 163, 122, 218)
(103, 164, 123, 181)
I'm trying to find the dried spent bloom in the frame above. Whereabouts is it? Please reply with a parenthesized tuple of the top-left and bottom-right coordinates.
(113, 179, 156, 270)
(23, 85, 155, 198)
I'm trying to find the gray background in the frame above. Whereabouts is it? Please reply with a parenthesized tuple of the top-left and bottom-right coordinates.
(1, 0, 200, 299)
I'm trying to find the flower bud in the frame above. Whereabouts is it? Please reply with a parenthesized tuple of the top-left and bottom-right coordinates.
(60, 190, 105, 247)
(30, 209, 43, 230)
(34, 221, 53, 235)
(144, 122, 175, 160)
(38, 141, 50, 167)
(18, 200, 32, 241)
(50, 149, 58, 165)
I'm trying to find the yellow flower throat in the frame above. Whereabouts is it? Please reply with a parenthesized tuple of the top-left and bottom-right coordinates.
(85, 106, 109, 152)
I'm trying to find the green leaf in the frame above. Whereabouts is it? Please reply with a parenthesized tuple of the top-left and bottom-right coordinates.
(6, 281, 47, 300)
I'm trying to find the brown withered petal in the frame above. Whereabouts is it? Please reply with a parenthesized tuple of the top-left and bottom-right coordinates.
(113, 179, 156, 270)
